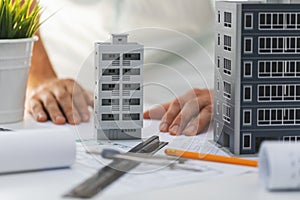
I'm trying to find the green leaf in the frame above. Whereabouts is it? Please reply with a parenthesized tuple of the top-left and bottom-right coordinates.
(0, 0, 43, 39)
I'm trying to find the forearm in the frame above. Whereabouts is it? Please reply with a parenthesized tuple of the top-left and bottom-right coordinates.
(28, 31, 57, 90)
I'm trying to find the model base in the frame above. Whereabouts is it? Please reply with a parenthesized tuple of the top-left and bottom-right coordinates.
(97, 128, 141, 140)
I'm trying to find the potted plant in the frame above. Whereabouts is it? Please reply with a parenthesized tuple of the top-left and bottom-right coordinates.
(0, 0, 41, 123)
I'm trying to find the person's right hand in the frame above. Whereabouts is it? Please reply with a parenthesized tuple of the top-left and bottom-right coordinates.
(26, 78, 94, 125)
(144, 88, 213, 136)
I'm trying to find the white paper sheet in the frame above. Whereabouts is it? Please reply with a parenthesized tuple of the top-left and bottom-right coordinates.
(259, 142, 300, 190)
(0, 128, 76, 174)
(74, 121, 257, 198)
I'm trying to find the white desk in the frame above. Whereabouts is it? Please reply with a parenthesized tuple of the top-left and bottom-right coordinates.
(1, 114, 300, 200)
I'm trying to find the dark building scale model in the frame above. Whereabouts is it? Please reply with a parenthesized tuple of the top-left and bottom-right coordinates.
(214, 1, 300, 154)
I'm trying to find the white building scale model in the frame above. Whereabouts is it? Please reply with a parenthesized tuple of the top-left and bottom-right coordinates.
(95, 34, 144, 140)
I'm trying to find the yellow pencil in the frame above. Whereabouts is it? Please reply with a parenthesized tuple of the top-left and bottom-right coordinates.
(165, 148, 258, 167)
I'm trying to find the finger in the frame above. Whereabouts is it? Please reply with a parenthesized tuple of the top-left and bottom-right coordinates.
(168, 98, 201, 135)
(158, 90, 202, 132)
(64, 79, 91, 124)
(72, 92, 90, 122)
(84, 91, 94, 107)
(159, 99, 183, 132)
(182, 105, 213, 136)
(39, 91, 66, 125)
(143, 102, 170, 119)
(63, 80, 90, 121)
(52, 86, 81, 125)
(28, 98, 48, 122)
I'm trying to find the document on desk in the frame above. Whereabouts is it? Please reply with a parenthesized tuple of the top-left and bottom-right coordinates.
(0, 128, 76, 174)
(74, 120, 257, 198)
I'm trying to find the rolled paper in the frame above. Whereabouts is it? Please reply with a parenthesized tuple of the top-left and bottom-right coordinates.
(0, 128, 76, 174)
(259, 141, 300, 190)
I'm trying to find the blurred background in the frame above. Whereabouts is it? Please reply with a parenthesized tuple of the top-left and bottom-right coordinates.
(38, 0, 273, 108)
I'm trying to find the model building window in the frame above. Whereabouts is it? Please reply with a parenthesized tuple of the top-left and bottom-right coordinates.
(223, 81, 231, 99)
(102, 69, 120, 76)
(258, 61, 267, 77)
(260, 13, 284, 29)
(243, 110, 251, 125)
(296, 61, 300, 76)
(259, 38, 267, 53)
(218, 34, 221, 46)
(244, 62, 252, 77)
(102, 99, 119, 106)
(297, 109, 300, 124)
(260, 36, 300, 54)
(258, 108, 300, 126)
(273, 13, 284, 29)
(283, 109, 295, 125)
(276, 61, 284, 76)
(244, 13, 253, 29)
(283, 136, 300, 142)
(123, 98, 140, 106)
(222, 104, 231, 123)
(123, 53, 140, 60)
(258, 109, 269, 125)
(123, 83, 140, 91)
(123, 68, 140, 75)
(258, 85, 271, 101)
(285, 61, 296, 77)
(258, 84, 300, 102)
(296, 85, 300, 100)
(297, 38, 300, 52)
(224, 35, 231, 51)
(259, 13, 285, 29)
(122, 113, 140, 121)
(283, 85, 295, 101)
(272, 37, 284, 53)
(217, 56, 221, 68)
(244, 86, 252, 101)
(102, 84, 119, 91)
(259, 37, 283, 53)
(242, 134, 251, 149)
(259, 13, 272, 29)
(285, 37, 297, 53)
(244, 38, 252, 53)
(259, 13, 267, 28)
(274, 109, 282, 125)
(272, 85, 283, 101)
(216, 123, 220, 137)
(102, 53, 120, 60)
(224, 12, 232, 27)
(102, 114, 119, 121)
(286, 13, 297, 29)
(223, 58, 231, 75)
(258, 61, 299, 78)
(218, 11, 221, 23)
(217, 101, 220, 115)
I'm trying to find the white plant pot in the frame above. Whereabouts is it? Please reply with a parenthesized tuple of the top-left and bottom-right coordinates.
(0, 37, 38, 124)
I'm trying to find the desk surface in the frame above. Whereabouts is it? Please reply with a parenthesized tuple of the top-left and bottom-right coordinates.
(1, 114, 300, 200)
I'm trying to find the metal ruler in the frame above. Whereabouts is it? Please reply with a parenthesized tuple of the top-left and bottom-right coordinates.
(0, 128, 12, 131)
(64, 135, 168, 198)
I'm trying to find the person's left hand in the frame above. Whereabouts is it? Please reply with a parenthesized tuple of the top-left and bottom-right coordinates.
(144, 88, 214, 136)
(26, 78, 93, 125)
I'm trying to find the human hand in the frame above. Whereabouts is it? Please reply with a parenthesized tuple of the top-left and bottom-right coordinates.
(144, 89, 213, 136)
(26, 78, 94, 125)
